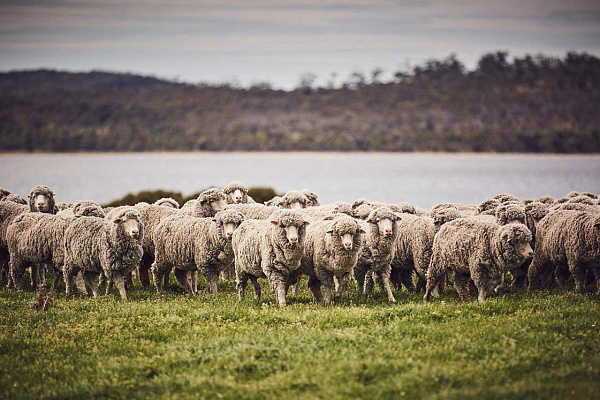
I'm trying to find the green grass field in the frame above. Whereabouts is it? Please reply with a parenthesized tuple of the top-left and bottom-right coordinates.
(1, 280, 599, 399)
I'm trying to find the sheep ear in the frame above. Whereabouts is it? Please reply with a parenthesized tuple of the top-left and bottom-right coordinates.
(323, 215, 334, 220)
(326, 229, 333, 235)
(303, 220, 310, 226)
(594, 222, 600, 229)
(212, 218, 217, 223)
(113, 218, 123, 224)
(359, 228, 366, 234)
(270, 219, 279, 225)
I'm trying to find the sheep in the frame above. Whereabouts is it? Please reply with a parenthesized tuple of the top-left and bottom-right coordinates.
(566, 191, 581, 198)
(56, 200, 104, 219)
(223, 181, 255, 204)
(154, 197, 180, 209)
(4, 194, 27, 205)
(278, 190, 310, 210)
(289, 215, 365, 304)
(233, 209, 309, 307)
(495, 203, 527, 225)
(7, 204, 105, 291)
(301, 189, 320, 207)
(528, 210, 600, 293)
(552, 203, 600, 213)
(535, 196, 555, 205)
(62, 208, 143, 300)
(181, 199, 196, 213)
(430, 202, 477, 217)
(300, 202, 354, 222)
(0, 201, 30, 286)
(265, 196, 282, 207)
(567, 195, 597, 205)
(493, 193, 521, 204)
(353, 207, 401, 303)
(28, 185, 56, 214)
(151, 209, 245, 295)
(430, 207, 462, 228)
(508, 201, 550, 288)
(424, 219, 533, 302)
(190, 188, 228, 218)
(478, 199, 501, 215)
(227, 203, 278, 220)
(55, 202, 70, 212)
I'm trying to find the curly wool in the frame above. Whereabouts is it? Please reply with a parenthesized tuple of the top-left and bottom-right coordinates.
(568, 195, 596, 205)
(152, 209, 245, 294)
(528, 210, 600, 292)
(478, 199, 501, 214)
(431, 207, 462, 227)
(193, 188, 227, 218)
(292, 215, 364, 303)
(57, 200, 105, 219)
(0, 188, 10, 201)
(233, 209, 307, 306)
(227, 203, 278, 219)
(352, 198, 369, 209)
(264, 196, 282, 207)
(353, 204, 374, 220)
(63, 208, 143, 299)
(552, 203, 600, 213)
(28, 185, 56, 214)
(535, 195, 555, 205)
(5, 194, 27, 205)
(154, 197, 180, 209)
(425, 218, 532, 302)
(431, 202, 478, 217)
(492, 193, 521, 203)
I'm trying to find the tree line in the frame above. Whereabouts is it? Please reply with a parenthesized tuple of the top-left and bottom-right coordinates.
(1, 51, 599, 153)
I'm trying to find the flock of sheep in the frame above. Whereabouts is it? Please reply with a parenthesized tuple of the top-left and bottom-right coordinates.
(0, 181, 599, 306)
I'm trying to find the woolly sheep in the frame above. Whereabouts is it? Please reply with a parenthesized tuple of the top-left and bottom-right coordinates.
(56, 200, 104, 219)
(289, 215, 365, 304)
(0, 201, 30, 286)
(431, 202, 478, 217)
(278, 190, 310, 210)
(430, 207, 462, 228)
(478, 199, 501, 215)
(28, 185, 56, 214)
(0, 188, 10, 201)
(62, 208, 143, 299)
(227, 203, 278, 220)
(492, 193, 521, 204)
(191, 188, 228, 218)
(7, 204, 105, 291)
(535, 195, 554, 205)
(354, 207, 401, 303)
(301, 189, 320, 207)
(233, 209, 309, 307)
(567, 195, 597, 205)
(353, 204, 375, 220)
(154, 197, 180, 209)
(223, 181, 255, 204)
(264, 196, 282, 207)
(424, 219, 533, 302)
(552, 203, 600, 213)
(151, 209, 245, 295)
(495, 203, 527, 225)
(528, 210, 600, 293)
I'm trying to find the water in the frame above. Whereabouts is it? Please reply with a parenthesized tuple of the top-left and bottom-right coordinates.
(1, 152, 599, 208)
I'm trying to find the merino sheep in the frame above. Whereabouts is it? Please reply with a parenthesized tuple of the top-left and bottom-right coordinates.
(264, 196, 282, 207)
(189, 188, 228, 218)
(278, 190, 310, 210)
(233, 209, 309, 307)
(493, 193, 521, 204)
(56, 200, 104, 219)
(354, 207, 401, 303)
(353, 203, 375, 220)
(535, 195, 555, 205)
(289, 215, 365, 304)
(151, 209, 245, 295)
(430, 207, 462, 228)
(478, 199, 501, 215)
(0, 201, 30, 286)
(495, 203, 527, 225)
(567, 195, 597, 205)
(0, 188, 11, 201)
(425, 219, 533, 302)
(431, 202, 478, 217)
(7, 204, 105, 291)
(301, 189, 320, 207)
(552, 203, 600, 213)
(528, 210, 600, 293)
(62, 208, 143, 299)
(154, 197, 180, 209)
(223, 181, 255, 204)
(28, 185, 56, 214)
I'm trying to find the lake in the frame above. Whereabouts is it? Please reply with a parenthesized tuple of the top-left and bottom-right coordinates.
(1, 152, 599, 208)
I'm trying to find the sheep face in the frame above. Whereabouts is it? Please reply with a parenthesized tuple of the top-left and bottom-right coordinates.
(31, 194, 53, 213)
(499, 224, 533, 266)
(115, 216, 141, 239)
(231, 189, 244, 204)
(211, 198, 227, 213)
(280, 191, 309, 210)
(269, 210, 309, 247)
(327, 218, 366, 251)
(366, 209, 398, 238)
(215, 209, 245, 240)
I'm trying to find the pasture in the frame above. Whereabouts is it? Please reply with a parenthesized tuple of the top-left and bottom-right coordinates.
(1, 280, 599, 399)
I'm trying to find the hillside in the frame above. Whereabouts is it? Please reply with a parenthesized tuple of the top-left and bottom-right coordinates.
(1, 52, 599, 153)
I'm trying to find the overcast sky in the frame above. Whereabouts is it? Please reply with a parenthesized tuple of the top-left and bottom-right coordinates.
(1, 0, 599, 89)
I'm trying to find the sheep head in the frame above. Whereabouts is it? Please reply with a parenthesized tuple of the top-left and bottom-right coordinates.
(223, 181, 249, 204)
(498, 223, 533, 266)
(366, 207, 399, 238)
(214, 209, 245, 240)
(495, 204, 526, 225)
(301, 189, 320, 207)
(325, 215, 365, 251)
(29, 185, 56, 214)
(279, 191, 309, 210)
(154, 197, 180, 209)
(113, 209, 143, 241)
(269, 209, 309, 247)
(198, 188, 227, 214)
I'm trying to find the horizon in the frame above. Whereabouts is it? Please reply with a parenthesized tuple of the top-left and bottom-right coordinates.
(1, 0, 599, 90)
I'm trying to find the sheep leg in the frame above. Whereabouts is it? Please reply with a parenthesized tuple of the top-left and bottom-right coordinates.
(74, 271, 87, 294)
(249, 275, 261, 301)
(290, 281, 300, 295)
(570, 263, 587, 293)
(415, 276, 426, 293)
(365, 270, 375, 294)
(322, 275, 334, 306)
(307, 276, 323, 303)
(151, 265, 165, 295)
(377, 268, 396, 303)
(237, 273, 248, 301)
(50, 266, 62, 292)
(354, 267, 367, 296)
(453, 272, 471, 302)
(113, 273, 127, 300)
(163, 272, 170, 289)
(593, 269, 600, 293)
(398, 269, 416, 293)
(30, 264, 40, 289)
(555, 266, 571, 288)
(125, 271, 134, 289)
(204, 271, 219, 294)
(389, 267, 401, 291)
(105, 278, 114, 296)
(174, 269, 193, 294)
(190, 270, 198, 294)
(274, 280, 287, 307)
(9, 259, 27, 291)
(334, 273, 350, 299)
(138, 254, 153, 287)
(84, 271, 100, 297)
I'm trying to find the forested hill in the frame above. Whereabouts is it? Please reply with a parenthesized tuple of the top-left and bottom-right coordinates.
(1, 52, 599, 153)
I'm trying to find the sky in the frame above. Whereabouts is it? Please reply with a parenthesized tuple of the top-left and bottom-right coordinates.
(1, 0, 599, 89)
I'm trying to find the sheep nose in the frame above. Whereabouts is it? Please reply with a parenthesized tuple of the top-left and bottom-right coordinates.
(343, 242, 353, 250)
(227, 232, 233, 239)
(384, 229, 392, 237)
(37, 203, 45, 208)
(131, 230, 139, 237)
(526, 251, 533, 258)
(289, 237, 298, 244)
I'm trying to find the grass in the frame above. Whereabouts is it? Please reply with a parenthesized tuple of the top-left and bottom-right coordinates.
(1, 278, 599, 400)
